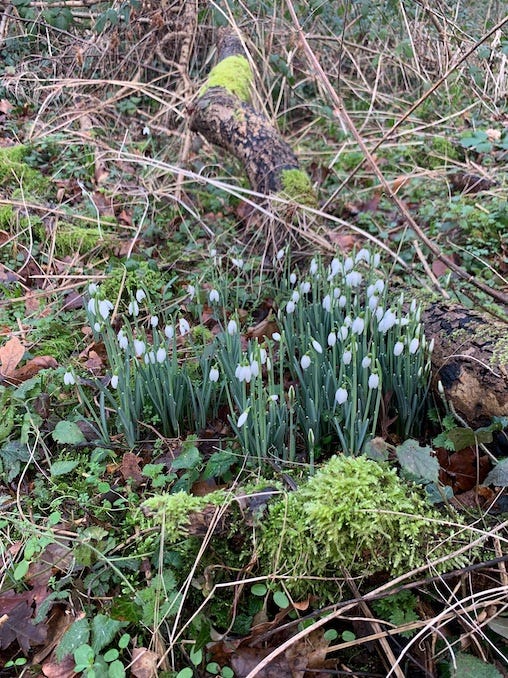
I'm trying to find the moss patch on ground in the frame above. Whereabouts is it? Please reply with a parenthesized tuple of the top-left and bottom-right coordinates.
(0, 145, 50, 195)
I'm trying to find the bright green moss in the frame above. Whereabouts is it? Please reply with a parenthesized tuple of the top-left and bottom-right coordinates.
(200, 55, 253, 102)
(32, 221, 113, 256)
(0, 145, 49, 195)
(280, 168, 317, 207)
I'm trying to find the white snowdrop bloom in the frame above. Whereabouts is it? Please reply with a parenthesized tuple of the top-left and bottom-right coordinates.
(309, 258, 318, 275)
(399, 317, 409, 327)
(409, 338, 420, 354)
(117, 329, 129, 350)
(333, 287, 341, 299)
(344, 315, 352, 327)
(187, 284, 196, 299)
(209, 289, 220, 303)
(290, 272, 297, 285)
(369, 295, 379, 312)
(335, 387, 348, 405)
(367, 284, 376, 298)
(374, 279, 385, 294)
(429, 338, 435, 352)
(110, 374, 119, 389)
(266, 357, 272, 370)
(300, 281, 311, 294)
(135, 289, 146, 303)
(276, 248, 285, 260)
(338, 294, 347, 308)
(300, 354, 311, 370)
(134, 339, 146, 356)
(99, 299, 114, 320)
(330, 258, 341, 275)
(268, 394, 279, 402)
(227, 319, 238, 335)
(164, 324, 174, 340)
(373, 253, 381, 268)
(340, 325, 349, 341)
(235, 364, 251, 383)
(150, 315, 159, 328)
(142, 126, 151, 136)
(209, 248, 217, 257)
(344, 257, 354, 272)
(291, 290, 300, 303)
(322, 294, 331, 312)
(345, 271, 362, 288)
(343, 350, 352, 365)
(93, 322, 101, 332)
(250, 360, 259, 378)
(355, 248, 370, 264)
(312, 339, 323, 354)
(209, 366, 220, 382)
(63, 371, 75, 386)
(259, 348, 267, 364)
(88, 283, 98, 296)
(237, 410, 249, 428)
(231, 257, 244, 269)
(128, 300, 139, 317)
(410, 299, 417, 313)
(327, 331, 337, 347)
(144, 354, 150, 365)
(156, 347, 166, 363)
(376, 307, 384, 322)
(235, 364, 243, 380)
(394, 341, 404, 357)
(352, 317, 365, 335)
(179, 318, 191, 336)
(272, 332, 281, 341)
(368, 373, 380, 390)
(286, 300, 296, 314)
(87, 298, 97, 315)
(362, 356, 371, 369)
(378, 309, 397, 333)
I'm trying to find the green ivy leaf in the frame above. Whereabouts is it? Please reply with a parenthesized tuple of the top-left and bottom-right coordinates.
(203, 451, 236, 479)
(396, 439, 439, 483)
(171, 444, 201, 470)
(91, 614, 126, 653)
(56, 618, 90, 661)
(52, 421, 86, 445)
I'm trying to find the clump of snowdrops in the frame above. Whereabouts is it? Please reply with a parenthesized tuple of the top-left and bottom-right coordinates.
(63, 249, 432, 462)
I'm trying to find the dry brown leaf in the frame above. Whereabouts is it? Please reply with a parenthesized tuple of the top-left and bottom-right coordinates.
(0, 335, 25, 378)
(8, 356, 58, 385)
(0, 99, 13, 114)
(120, 452, 143, 485)
(131, 647, 159, 678)
(41, 653, 77, 678)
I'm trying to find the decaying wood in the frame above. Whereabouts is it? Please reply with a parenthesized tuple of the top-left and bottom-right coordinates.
(423, 302, 508, 427)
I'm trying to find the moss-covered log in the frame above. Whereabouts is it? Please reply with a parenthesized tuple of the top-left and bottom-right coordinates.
(190, 29, 316, 204)
(423, 302, 508, 427)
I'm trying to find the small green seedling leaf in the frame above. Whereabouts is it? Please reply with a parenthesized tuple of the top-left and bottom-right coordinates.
(13, 559, 29, 581)
(396, 439, 439, 483)
(484, 458, 508, 487)
(323, 629, 338, 641)
(251, 583, 267, 596)
(108, 659, 126, 677)
(52, 421, 86, 445)
(221, 668, 234, 678)
(273, 591, 290, 609)
(341, 630, 356, 642)
(50, 460, 80, 477)
(176, 669, 193, 678)
(206, 663, 221, 675)
(73, 643, 95, 668)
(190, 646, 203, 666)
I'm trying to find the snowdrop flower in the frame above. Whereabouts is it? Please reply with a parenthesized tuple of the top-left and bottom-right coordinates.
(286, 300, 296, 314)
(355, 248, 370, 264)
(374, 279, 385, 294)
(344, 316, 352, 327)
(156, 347, 166, 363)
(93, 322, 101, 332)
(343, 350, 352, 365)
(235, 364, 252, 383)
(259, 348, 267, 365)
(352, 317, 365, 335)
(345, 271, 362, 287)
(150, 315, 159, 328)
(344, 257, 354, 272)
(333, 287, 341, 299)
(328, 258, 341, 279)
(87, 298, 97, 315)
(134, 339, 146, 356)
(409, 338, 420, 354)
(88, 283, 98, 296)
(300, 354, 311, 370)
(312, 339, 323, 354)
(300, 281, 311, 294)
(179, 318, 191, 336)
(276, 248, 285, 260)
(367, 284, 376, 298)
(209, 289, 220, 304)
(110, 374, 119, 389)
(399, 317, 409, 327)
(63, 371, 75, 386)
(231, 257, 244, 269)
(369, 295, 379, 312)
(362, 356, 371, 369)
(290, 272, 297, 285)
(227, 319, 238, 335)
(209, 248, 217, 258)
(135, 289, 146, 304)
(322, 294, 331, 312)
(209, 366, 220, 382)
(373, 252, 381, 268)
(237, 410, 249, 428)
(250, 360, 259, 378)
(187, 284, 196, 299)
(368, 373, 380, 390)
(128, 300, 139, 317)
(164, 324, 174, 340)
(309, 258, 318, 275)
(429, 338, 435, 352)
(291, 290, 300, 303)
(338, 294, 347, 308)
(335, 387, 348, 405)
(376, 307, 384, 322)
(267, 394, 279, 402)
(327, 331, 337, 347)
(117, 329, 129, 350)
(340, 325, 348, 341)
(272, 332, 281, 341)
(394, 341, 404, 357)
(410, 299, 417, 313)
(378, 309, 397, 333)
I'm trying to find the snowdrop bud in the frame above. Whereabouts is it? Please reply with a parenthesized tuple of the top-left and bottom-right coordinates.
(63, 371, 75, 386)
(134, 339, 145, 356)
(209, 366, 219, 382)
(369, 295, 379, 312)
(394, 341, 404, 357)
(144, 354, 150, 364)
(333, 287, 341, 299)
(98, 298, 113, 319)
(344, 257, 354, 272)
(209, 248, 217, 257)
(376, 307, 384, 322)
(362, 356, 371, 369)
(344, 316, 352, 327)
(300, 354, 311, 370)
(93, 322, 101, 332)
(227, 319, 238, 335)
(259, 348, 267, 365)
(87, 298, 97, 315)
(343, 350, 352, 365)
(117, 329, 129, 350)
(150, 315, 159, 327)
(250, 360, 259, 378)
(88, 283, 98, 296)
(367, 284, 375, 298)
(300, 281, 311, 294)
(309, 258, 318, 275)
(235, 364, 243, 380)
(237, 410, 249, 428)
(322, 294, 331, 312)
(291, 290, 300, 303)
(327, 331, 337, 347)
(410, 299, 417, 313)
(128, 300, 139, 317)
(148, 351, 156, 364)
(308, 429, 315, 447)
(156, 347, 166, 363)
(330, 258, 341, 276)
(209, 289, 220, 303)
(164, 325, 174, 340)
(110, 374, 119, 389)
(268, 394, 279, 402)
(290, 272, 297, 285)
(345, 271, 362, 287)
(355, 248, 370, 264)
(179, 318, 191, 336)
(312, 339, 323, 354)
(368, 373, 379, 390)
(373, 253, 381, 268)
(340, 325, 348, 341)
(135, 289, 146, 303)
(335, 387, 348, 405)
(231, 257, 244, 269)
(378, 309, 397, 333)
(266, 357, 272, 370)
(352, 317, 365, 335)
(187, 284, 196, 299)
(276, 248, 285, 260)
(429, 338, 435, 352)
(286, 300, 296, 314)
(409, 338, 420, 354)
(272, 332, 281, 342)
(338, 295, 347, 308)
(438, 380, 445, 395)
